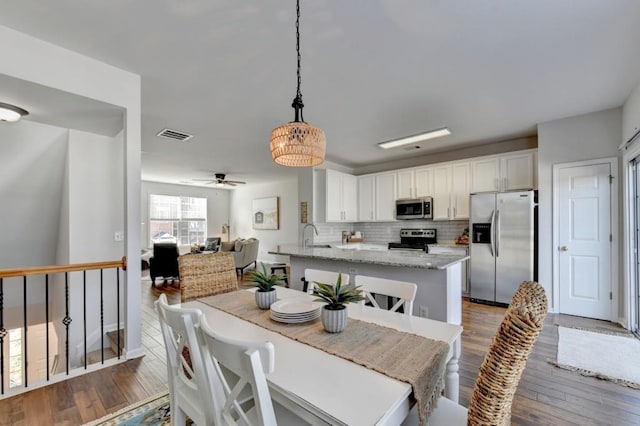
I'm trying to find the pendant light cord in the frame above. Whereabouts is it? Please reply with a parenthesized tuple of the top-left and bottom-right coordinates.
(293, 0, 304, 122)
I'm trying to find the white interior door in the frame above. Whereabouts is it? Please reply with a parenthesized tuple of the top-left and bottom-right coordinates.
(558, 163, 611, 320)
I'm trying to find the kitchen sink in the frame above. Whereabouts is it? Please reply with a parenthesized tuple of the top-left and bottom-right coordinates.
(306, 244, 332, 248)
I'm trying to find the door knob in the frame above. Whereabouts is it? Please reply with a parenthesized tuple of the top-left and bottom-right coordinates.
(560, 246, 568, 251)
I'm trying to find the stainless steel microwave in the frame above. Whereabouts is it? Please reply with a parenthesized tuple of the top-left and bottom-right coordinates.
(395, 197, 433, 220)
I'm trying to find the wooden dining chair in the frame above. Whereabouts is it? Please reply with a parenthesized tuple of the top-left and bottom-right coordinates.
(155, 294, 215, 426)
(302, 269, 350, 294)
(198, 315, 303, 426)
(354, 275, 417, 316)
(402, 281, 548, 426)
(178, 251, 238, 302)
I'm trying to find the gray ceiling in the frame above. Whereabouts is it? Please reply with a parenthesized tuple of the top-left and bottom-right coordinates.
(1, 1, 640, 187)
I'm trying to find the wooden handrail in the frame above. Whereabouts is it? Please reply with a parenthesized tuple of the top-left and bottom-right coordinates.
(0, 256, 127, 279)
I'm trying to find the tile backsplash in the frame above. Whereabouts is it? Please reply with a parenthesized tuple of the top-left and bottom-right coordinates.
(314, 220, 468, 244)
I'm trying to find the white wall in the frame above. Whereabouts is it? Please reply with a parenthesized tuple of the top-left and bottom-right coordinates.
(230, 177, 298, 264)
(141, 181, 230, 248)
(623, 81, 640, 143)
(55, 129, 125, 366)
(0, 120, 68, 269)
(537, 107, 622, 312)
(0, 24, 143, 359)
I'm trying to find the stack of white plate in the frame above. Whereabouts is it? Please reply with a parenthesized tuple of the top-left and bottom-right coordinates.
(270, 299, 321, 324)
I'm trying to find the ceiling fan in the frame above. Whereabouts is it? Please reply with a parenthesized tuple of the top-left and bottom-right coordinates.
(193, 173, 246, 187)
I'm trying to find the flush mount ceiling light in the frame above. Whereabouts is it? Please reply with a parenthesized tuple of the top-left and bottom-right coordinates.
(377, 127, 451, 149)
(0, 102, 29, 123)
(270, 0, 326, 167)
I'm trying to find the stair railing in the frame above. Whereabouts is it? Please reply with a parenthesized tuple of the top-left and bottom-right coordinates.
(0, 257, 126, 396)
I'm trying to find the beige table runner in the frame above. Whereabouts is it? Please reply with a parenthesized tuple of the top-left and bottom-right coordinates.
(199, 291, 449, 425)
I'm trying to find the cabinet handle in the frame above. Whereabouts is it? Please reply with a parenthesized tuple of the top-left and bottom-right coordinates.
(503, 177, 507, 190)
(447, 207, 450, 218)
(495, 178, 499, 191)
(453, 207, 456, 217)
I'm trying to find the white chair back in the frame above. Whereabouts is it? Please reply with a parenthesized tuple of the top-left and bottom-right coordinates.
(355, 275, 417, 316)
(198, 315, 278, 426)
(155, 294, 215, 426)
(303, 269, 350, 294)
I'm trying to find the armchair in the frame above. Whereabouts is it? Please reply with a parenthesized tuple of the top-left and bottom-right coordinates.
(220, 238, 259, 275)
(149, 243, 180, 287)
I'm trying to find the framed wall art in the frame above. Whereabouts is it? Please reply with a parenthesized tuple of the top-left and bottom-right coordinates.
(252, 196, 279, 230)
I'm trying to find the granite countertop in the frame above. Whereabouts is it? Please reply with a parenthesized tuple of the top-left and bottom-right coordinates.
(268, 243, 469, 270)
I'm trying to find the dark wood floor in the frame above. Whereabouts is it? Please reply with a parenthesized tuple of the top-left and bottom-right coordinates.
(0, 275, 638, 425)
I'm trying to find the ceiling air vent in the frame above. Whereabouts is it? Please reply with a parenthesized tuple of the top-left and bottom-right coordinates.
(156, 128, 193, 142)
(403, 145, 422, 151)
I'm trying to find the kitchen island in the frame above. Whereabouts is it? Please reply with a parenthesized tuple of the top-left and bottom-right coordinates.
(268, 244, 468, 326)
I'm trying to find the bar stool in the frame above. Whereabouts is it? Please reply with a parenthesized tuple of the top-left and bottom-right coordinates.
(270, 263, 289, 287)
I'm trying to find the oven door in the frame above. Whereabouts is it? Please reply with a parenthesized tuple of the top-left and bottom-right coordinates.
(395, 199, 424, 219)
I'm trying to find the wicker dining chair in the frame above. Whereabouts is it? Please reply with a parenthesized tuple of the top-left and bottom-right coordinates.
(178, 252, 238, 303)
(404, 281, 548, 426)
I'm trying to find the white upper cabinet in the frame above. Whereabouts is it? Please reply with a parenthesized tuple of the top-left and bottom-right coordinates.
(432, 165, 451, 220)
(396, 170, 415, 199)
(501, 152, 535, 191)
(358, 175, 375, 221)
(397, 167, 434, 199)
(325, 169, 358, 222)
(451, 163, 470, 220)
(470, 151, 535, 193)
(432, 163, 470, 221)
(414, 167, 434, 198)
(470, 157, 500, 192)
(375, 172, 397, 221)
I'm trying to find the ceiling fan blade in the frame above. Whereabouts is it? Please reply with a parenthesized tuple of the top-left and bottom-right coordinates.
(225, 180, 246, 185)
(225, 182, 237, 186)
(193, 179, 215, 184)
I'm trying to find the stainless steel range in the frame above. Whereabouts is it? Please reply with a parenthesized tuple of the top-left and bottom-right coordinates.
(388, 228, 437, 252)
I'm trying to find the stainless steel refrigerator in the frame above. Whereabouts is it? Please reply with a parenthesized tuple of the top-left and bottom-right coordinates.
(469, 190, 535, 305)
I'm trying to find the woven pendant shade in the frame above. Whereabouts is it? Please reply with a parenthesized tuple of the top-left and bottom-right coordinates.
(270, 121, 326, 167)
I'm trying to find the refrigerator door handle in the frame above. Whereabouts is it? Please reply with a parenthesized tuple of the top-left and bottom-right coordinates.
(495, 209, 501, 257)
(489, 209, 495, 257)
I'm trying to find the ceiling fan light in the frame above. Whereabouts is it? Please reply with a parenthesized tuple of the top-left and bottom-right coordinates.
(270, 121, 326, 167)
(378, 127, 451, 149)
(0, 102, 29, 123)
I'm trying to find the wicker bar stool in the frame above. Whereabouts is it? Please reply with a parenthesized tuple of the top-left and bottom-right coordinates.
(404, 281, 548, 426)
(178, 252, 238, 303)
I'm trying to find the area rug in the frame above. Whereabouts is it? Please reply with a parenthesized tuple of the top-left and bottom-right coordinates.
(552, 326, 640, 389)
(84, 392, 173, 426)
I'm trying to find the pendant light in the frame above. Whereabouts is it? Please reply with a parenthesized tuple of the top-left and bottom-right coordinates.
(270, 0, 326, 167)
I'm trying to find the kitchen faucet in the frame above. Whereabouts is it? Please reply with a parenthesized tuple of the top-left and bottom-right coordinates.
(302, 223, 319, 248)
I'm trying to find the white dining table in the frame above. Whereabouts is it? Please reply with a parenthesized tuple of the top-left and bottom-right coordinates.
(186, 287, 463, 426)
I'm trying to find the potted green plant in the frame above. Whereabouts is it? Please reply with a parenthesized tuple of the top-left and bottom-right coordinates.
(246, 263, 285, 309)
(312, 274, 364, 333)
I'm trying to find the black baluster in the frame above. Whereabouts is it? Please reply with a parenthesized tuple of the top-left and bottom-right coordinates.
(116, 267, 121, 359)
(83, 270, 87, 369)
(100, 269, 104, 364)
(23, 276, 27, 387)
(62, 272, 72, 375)
(0, 278, 5, 395)
(45, 274, 49, 382)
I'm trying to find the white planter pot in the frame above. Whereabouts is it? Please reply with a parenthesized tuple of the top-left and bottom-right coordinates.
(321, 306, 348, 333)
(255, 289, 277, 309)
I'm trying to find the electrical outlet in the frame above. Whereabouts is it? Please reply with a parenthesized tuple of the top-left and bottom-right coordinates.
(114, 231, 124, 242)
(419, 305, 429, 318)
